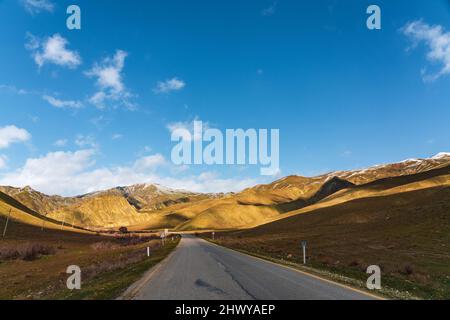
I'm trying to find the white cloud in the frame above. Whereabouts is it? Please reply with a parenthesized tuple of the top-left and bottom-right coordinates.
(262, 2, 277, 16)
(0, 149, 259, 196)
(88, 91, 107, 108)
(42, 95, 82, 109)
(154, 77, 186, 94)
(54, 139, 67, 147)
(85, 50, 135, 109)
(0, 150, 95, 195)
(26, 33, 81, 69)
(402, 20, 450, 81)
(156, 175, 259, 194)
(86, 50, 127, 93)
(21, 0, 54, 15)
(133, 154, 166, 171)
(0, 125, 31, 149)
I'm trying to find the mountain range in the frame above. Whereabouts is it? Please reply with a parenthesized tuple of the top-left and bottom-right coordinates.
(1, 153, 449, 231)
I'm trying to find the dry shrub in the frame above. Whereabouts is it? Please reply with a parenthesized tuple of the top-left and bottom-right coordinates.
(0, 247, 19, 260)
(402, 264, 415, 276)
(0, 243, 56, 261)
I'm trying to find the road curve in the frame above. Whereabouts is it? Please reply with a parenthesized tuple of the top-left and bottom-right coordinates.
(131, 235, 377, 300)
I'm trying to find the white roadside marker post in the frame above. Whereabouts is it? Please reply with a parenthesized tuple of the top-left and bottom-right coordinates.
(301, 240, 308, 265)
(212, 232, 215, 241)
(2, 209, 12, 238)
(161, 232, 165, 246)
(147, 246, 150, 257)
(61, 213, 66, 230)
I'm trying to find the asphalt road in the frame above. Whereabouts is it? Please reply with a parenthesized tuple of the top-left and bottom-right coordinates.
(131, 235, 376, 300)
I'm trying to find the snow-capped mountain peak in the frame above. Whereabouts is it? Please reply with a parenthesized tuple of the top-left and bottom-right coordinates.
(432, 152, 450, 160)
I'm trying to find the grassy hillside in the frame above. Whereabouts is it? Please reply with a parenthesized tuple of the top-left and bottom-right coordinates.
(47, 194, 153, 229)
(0, 191, 85, 233)
(0, 186, 77, 215)
(170, 165, 449, 231)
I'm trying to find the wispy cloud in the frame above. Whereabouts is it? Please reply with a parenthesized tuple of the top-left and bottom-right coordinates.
(0, 84, 32, 95)
(75, 134, 98, 149)
(154, 77, 186, 94)
(86, 50, 135, 109)
(89, 115, 111, 130)
(21, 0, 55, 15)
(42, 95, 82, 109)
(0, 125, 31, 149)
(402, 20, 450, 81)
(54, 139, 68, 147)
(25, 33, 81, 69)
(262, 1, 277, 16)
(134, 154, 166, 171)
(111, 134, 123, 140)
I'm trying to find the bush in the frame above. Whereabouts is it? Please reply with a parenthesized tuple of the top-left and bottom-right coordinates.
(0, 247, 20, 260)
(118, 226, 128, 234)
(0, 243, 56, 261)
(348, 259, 362, 267)
(403, 264, 414, 275)
(20, 243, 56, 261)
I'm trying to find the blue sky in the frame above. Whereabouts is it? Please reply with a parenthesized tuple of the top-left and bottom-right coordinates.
(0, 0, 450, 196)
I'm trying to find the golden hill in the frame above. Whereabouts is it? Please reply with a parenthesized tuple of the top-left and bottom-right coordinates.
(172, 154, 450, 230)
(47, 194, 149, 229)
(0, 190, 84, 234)
(0, 186, 77, 215)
